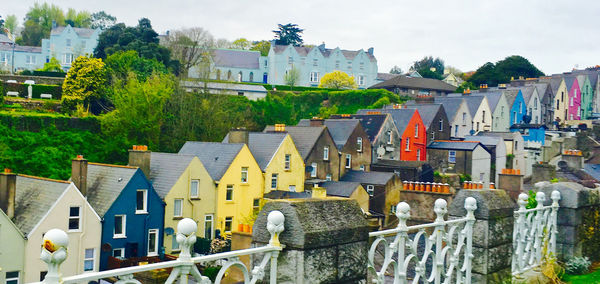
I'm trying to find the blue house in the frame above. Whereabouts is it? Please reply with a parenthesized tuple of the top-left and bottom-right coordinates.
(71, 157, 164, 270)
(510, 124, 547, 145)
(42, 25, 100, 71)
(503, 88, 527, 126)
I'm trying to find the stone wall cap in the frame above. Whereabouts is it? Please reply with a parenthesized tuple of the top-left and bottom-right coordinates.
(535, 182, 600, 208)
(449, 189, 515, 219)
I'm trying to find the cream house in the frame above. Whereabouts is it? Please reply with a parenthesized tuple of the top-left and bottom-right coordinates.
(434, 97, 473, 138)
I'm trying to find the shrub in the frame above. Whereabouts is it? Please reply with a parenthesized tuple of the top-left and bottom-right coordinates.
(459, 173, 471, 183)
(564, 256, 591, 275)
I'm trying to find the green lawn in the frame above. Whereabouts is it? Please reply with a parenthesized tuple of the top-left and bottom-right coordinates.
(563, 269, 600, 283)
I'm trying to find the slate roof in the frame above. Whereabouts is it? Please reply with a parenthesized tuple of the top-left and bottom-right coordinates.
(464, 135, 504, 147)
(463, 96, 486, 115)
(403, 103, 444, 128)
(433, 97, 466, 120)
(149, 153, 196, 198)
(563, 76, 577, 90)
(297, 119, 359, 150)
(329, 114, 389, 143)
(178, 142, 244, 180)
(263, 190, 311, 199)
(246, 133, 287, 170)
(533, 83, 551, 101)
(476, 131, 519, 141)
(340, 170, 395, 185)
(509, 86, 535, 103)
(369, 75, 456, 92)
(272, 45, 377, 62)
(472, 90, 504, 112)
(583, 164, 600, 182)
(86, 163, 138, 217)
(501, 89, 520, 106)
(509, 124, 547, 130)
(541, 77, 564, 93)
(358, 108, 417, 134)
(13, 175, 71, 236)
(376, 73, 399, 81)
(428, 140, 488, 152)
(212, 49, 261, 69)
(320, 181, 362, 197)
(0, 45, 42, 53)
(51, 26, 97, 37)
(0, 34, 11, 43)
(263, 126, 326, 159)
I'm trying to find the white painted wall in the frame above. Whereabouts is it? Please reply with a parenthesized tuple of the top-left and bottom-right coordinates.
(450, 101, 473, 138)
(471, 145, 491, 186)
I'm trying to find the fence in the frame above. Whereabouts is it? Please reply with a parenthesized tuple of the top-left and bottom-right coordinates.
(34, 211, 285, 284)
(368, 197, 477, 284)
(512, 190, 561, 276)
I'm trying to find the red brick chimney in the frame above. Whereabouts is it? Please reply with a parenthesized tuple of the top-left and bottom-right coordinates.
(0, 168, 17, 218)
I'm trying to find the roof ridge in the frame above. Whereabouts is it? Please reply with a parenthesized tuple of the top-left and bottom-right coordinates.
(17, 174, 71, 184)
(434, 140, 480, 143)
(88, 162, 138, 169)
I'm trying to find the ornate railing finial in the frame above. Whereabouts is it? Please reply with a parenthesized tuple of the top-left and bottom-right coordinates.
(535, 191, 546, 206)
(176, 218, 198, 261)
(518, 193, 528, 210)
(40, 229, 69, 284)
(434, 198, 448, 222)
(395, 202, 410, 229)
(551, 190, 561, 206)
(464, 197, 477, 219)
(267, 210, 285, 247)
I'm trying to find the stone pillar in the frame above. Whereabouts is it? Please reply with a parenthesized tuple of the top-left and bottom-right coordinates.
(497, 172, 523, 201)
(531, 163, 556, 184)
(535, 182, 600, 262)
(449, 189, 515, 283)
(561, 153, 584, 169)
(252, 199, 369, 283)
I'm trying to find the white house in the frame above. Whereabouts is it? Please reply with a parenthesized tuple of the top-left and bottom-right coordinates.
(434, 97, 473, 138)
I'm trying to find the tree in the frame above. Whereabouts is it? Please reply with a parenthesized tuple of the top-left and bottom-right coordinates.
(251, 40, 271, 56)
(456, 81, 476, 94)
(16, 20, 45, 46)
(389, 65, 403, 74)
(3, 15, 17, 35)
(16, 3, 91, 46)
(163, 27, 214, 77)
(104, 50, 168, 81)
(284, 66, 301, 88)
(214, 38, 231, 48)
(412, 56, 445, 77)
(273, 23, 303, 46)
(62, 56, 108, 114)
(445, 65, 463, 76)
(65, 8, 91, 28)
(467, 62, 498, 87)
(467, 56, 544, 87)
(90, 11, 116, 30)
(231, 38, 251, 50)
(38, 57, 64, 72)
(419, 69, 443, 80)
(319, 71, 358, 89)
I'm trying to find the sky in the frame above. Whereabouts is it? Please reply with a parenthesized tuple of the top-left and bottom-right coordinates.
(4, 0, 600, 75)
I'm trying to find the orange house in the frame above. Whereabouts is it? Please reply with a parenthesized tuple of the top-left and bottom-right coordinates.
(378, 108, 427, 161)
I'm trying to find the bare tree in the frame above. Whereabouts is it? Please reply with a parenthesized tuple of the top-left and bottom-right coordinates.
(164, 27, 214, 78)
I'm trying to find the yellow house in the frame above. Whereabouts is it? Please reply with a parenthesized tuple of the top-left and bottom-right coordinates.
(319, 181, 370, 213)
(224, 129, 305, 193)
(179, 142, 263, 235)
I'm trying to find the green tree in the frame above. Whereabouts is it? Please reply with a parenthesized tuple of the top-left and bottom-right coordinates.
(251, 40, 271, 56)
(101, 73, 175, 149)
(468, 56, 544, 87)
(17, 20, 45, 46)
(319, 71, 358, 89)
(418, 69, 443, 80)
(456, 81, 477, 94)
(90, 11, 116, 30)
(62, 56, 108, 114)
(231, 38, 251, 50)
(163, 27, 214, 77)
(273, 23, 303, 46)
(3, 15, 18, 35)
(467, 62, 499, 87)
(412, 56, 445, 77)
(105, 50, 168, 81)
(38, 57, 64, 72)
(284, 66, 301, 89)
(65, 8, 91, 28)
(389, 65, 403, 74)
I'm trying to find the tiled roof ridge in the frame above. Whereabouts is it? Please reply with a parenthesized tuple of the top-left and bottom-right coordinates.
(17, 174, 71, 184)
(434, 140, 480, 143)
(88, 162, 138, 169)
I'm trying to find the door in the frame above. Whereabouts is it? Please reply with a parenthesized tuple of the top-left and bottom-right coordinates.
(263, 72, 268, 84)
(148, 229, 159, 256)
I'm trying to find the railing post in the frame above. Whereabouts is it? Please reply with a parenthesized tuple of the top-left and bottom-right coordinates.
(40, 229, 69, 284)
(464, 197, 477, 284)
(433, 199, 447, 284)
(165, 218, 207, 284)
(532, 192, 546, 266)
(267, 211, 284, 284)
(513, 193, 528, 274)
(549, 190, 561, 256)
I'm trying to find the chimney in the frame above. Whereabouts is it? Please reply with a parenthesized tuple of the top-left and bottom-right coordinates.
(478, 84, 488, 92)
(273, 124, 286, 132)
(367, 47, 374, 55)
(228, 127, 249, 144)
(463, 88, 471, 94)
(310, 117, 324, 127)
(498, 83, 507, 89)
(72, 155, 88, 196)
(366, 111, 381, 115)
(340, 114, 351, 118)
(0, 168, 16, 218)
(415, 95, 434, 104)
(128, 146, 151, 178)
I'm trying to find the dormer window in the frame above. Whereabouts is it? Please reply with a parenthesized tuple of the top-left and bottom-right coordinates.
(66, 39, 71, 47)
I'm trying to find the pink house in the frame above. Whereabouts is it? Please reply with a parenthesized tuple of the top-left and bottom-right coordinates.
(564, 76, 581, 120)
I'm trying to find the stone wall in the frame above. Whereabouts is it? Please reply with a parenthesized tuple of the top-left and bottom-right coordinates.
(497, 173, 524, 201)
(531, 163, 556, 184)
(561, 154, 584, 169)
(400, 189, 455, 225)
(0, 74, 64, 85)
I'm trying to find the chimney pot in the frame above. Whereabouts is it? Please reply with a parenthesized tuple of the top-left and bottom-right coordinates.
(4, 168, 11, 173)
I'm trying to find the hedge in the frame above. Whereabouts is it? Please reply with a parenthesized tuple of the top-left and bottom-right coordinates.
(33, 71, 66, 78)
(1, 82, 62, 100)
(0, 112, 100, 132)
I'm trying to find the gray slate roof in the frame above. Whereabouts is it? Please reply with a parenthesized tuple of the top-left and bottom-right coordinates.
(501, 89, 520, 106)
(212, 49, 261, 69)
(247, 133, 287, 170)
(402, 103, 444, 129)
(272, 45, 376, 62)
(263, 126, 326, 159)
(51, 26, 97, 37)
(320, 181, 362, 197)
(86, 164, 138, 217)
(583, 164, 600, 182)
(533, 83, 550, 101)
(476, 131, 518, 141)
(329, 114, 389, 143)
(472, 90, 504, 112)
(340, 170, 394, 185)
(463, 96, 485, 116)
(509, 86, 535, 103)
(428, 141, 485, 151)
(376, 73, 400, 81)
(263, 190, 311, 199)
(149, 153, 196, 198)
(563, 76, 577, 90)
(0, 45, 42, 53)
(358, 108, 417, 134)
(298, 119, 359, 150)
(433, 97, 466, 120)
(178, 142, 244, 180)
(464, 135, 504, 147)
(13, 175, 71, 236)
(370, 75, 456, 92)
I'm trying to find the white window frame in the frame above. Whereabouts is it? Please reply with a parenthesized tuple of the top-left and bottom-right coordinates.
(204, 214, 214, 239)
(310, 71, 319, 83)
(388, 131, 393, 144)
(323, 146, 329, 160)
(173, 199, 183, 217)
(6, 271, 19, 284)
(147, 229, 159, 256)
(224, 217, 233, 232)
(113, 248, 125, 258)
(326, 174, 332, 181)
(66, 38, 71, 47)
(83, 248, 95, 272)
(358, 75, 365, 86)
(311, 163, 318, 178)
(448, 150, 456, 163)
(415, 124, 419, 137)
(417, 149, 421, 160)
(357, 137, 363, 152)
(345, 154, 352, 169)
(405, 137, 410, 151)
(366, 185, 374, 196)
(26, 55, 36, 64)
(113, 215, 126, 238)
(439, 119, 443, 131)
(190, 180, 199, 198)
(68, 206, 81, 231)
(64, 53, 74, 64)
(241, 167, 248, 183)
(284, 154, 291, 170)
(462, 113, 466, 125)
(136, 189, 148, 214)
(226, 185, 234, 201)
(271, 173, 278, 189)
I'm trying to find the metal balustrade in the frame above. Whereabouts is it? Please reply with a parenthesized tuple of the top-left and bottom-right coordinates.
(34, 211, 285, 284)
(367, 198, 477, 284)
(512, 190, 560, 276)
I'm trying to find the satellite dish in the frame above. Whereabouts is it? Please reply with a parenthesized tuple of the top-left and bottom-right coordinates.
(305, 165, 314, 173)
(165, 227, 175, 236)
(101, 243, 112, 252)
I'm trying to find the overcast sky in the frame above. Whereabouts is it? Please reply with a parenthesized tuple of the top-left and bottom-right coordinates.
(5, 0, 600, 75)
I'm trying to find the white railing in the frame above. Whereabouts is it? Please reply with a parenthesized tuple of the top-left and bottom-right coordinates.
(512, 190, 560, 275)
(368, 198, 477, 284)
(35, 211, 285, 284)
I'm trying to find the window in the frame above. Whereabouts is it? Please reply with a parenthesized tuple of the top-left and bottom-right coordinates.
(345, 154, 352, 168)
(284, 154, 291, 170)
(288, 56, 294, 64)
(561, 91, 564, 102)
(69, 206, 80, 231)
(454, 125, 458, 137)
(415, 124, 419, 137)
(227, 70, 232, 80)
(335, 60, 340, 69)
(519, 102, 523, 113)
(64, 53, 73, 64)
(289, 185, 296, 191)
(204, 215, 213, 239)
(271, 174, 278, 189)
(570, 97, 574, 107)
(313, 59, 318, 66)
(112, 248, 124, 258)
(479, 172, 484, 181)
(216, 69, 221, 80)
(172, 234, 180, 250)
(84, 248, 95, 271)
(310, 72, 319, 83)
(405, 138, 410, 150)
(224, 217, 233, 232)
(358, 75, 365, 86)
(476, 122, 480, 131)
(482, 111, 486, 123)
(114, 215, 126, 237)
(366, 185, 374, 196)
(534, 98, 538, 110)
(40, 272, 47, 282)
(26, 55, 36, 64)
(253, 199, 260, 210)
(148, 229, 158, 256)
(237, 71, 242, 82)
(249, 72, 254, 82)
(241, 167, 248, 183)
(360, 165, 365, 171)
(347, 61, 352, 70)
(387, 131, 393, 144)
(439, 119, 443, 131)
(190, 180, 199, 198)
(529, 107, 532, 115)
(390, 205, 397, 214)
(360, 62, 364, 70)
(357, 137, 363, 152)
(226, 185, 234, 201)
(462, 113, 466, 125)
(264, 60, 268, 67)
(326, 174, 332, 181)
(448, 150, 456, 163)
(417, 149, 421, 160)
(514, 141, 518, 151)
(66, 39, 71, 47)
(6, 271, 19, 284)
(311, 163, 317, 178)
(323, 146, 329, 160)
(136, 190, 147, 213)
(431, 131, 435, 140)
(173, 199, 183, 217)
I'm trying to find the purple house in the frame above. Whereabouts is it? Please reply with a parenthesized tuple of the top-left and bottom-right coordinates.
(564, 75, 581, 120)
